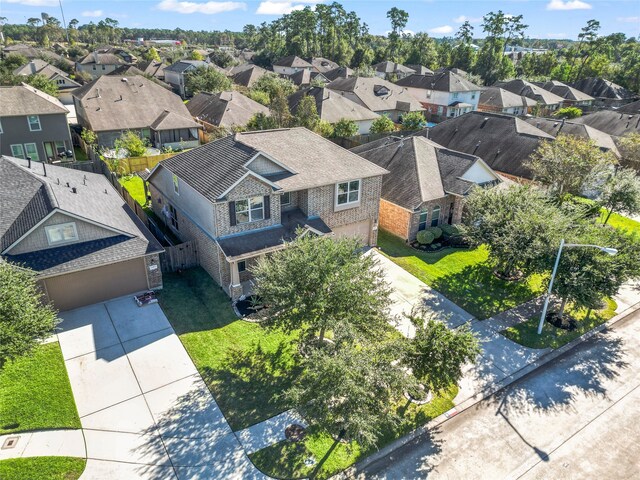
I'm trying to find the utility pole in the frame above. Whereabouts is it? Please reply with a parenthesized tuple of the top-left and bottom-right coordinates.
(59, 0, 70, 44)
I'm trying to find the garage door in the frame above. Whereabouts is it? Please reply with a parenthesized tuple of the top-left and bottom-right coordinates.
(41, 258, 149, 311)
(331, 220, 371, 245)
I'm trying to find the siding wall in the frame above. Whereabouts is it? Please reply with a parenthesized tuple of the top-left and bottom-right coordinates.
(0, 113, 73, 161)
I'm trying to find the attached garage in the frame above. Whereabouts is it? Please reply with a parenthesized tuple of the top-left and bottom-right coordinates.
(40, 258, 150, 311)
(331, 220, 372, 245)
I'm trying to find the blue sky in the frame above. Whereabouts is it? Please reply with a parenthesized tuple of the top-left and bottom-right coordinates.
(3, 0, 639, 39)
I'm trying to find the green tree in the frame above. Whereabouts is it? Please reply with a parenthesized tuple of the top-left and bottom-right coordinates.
(0, 263, 58, 366)
(400, 111, 425, 130)
(269, 89, 293, 128)
(24, 74, 58, 97)
(405, 33, 439, 70)
(475, 11, 526, 85)
(144, 47, 161, 62)
(315, 119, 335, 138)
(293, 95, 320, 131)
(246, 112, 278, 131)
(451, 21, 477, 72)
(252, 234, 393, 349)
(528, 134, 615, 197)
(617, 133, 640, 171)
(250, 73, 296, 103)
(386, 7, 409, 61)
(599, 168, 640, 225)
(80, 128, 97, 147)
(190, 50, 205, 61)
(114, 131, 149, 157)
(184, 66, 232, 96)
(553, 106, 582, 119)
(332, 118, 358, 138)
(369, 115, 396, 134)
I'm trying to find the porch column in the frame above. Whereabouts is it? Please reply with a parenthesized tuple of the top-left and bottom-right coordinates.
(229, 260, 243, 300)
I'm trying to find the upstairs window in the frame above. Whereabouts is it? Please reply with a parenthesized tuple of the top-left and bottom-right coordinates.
(235, 196, 265, 224)
(28, 115, 41, 132)
(45, 222, 78, 246)
(336, 180, 361, 206)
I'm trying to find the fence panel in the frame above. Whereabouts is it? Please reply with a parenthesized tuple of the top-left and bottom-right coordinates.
(159, 241, 199, 273)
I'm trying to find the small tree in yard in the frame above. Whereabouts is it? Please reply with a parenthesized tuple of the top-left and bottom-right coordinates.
(400, 111, 426, 130)
(599, 168, 640, 225)
(252, 233, 393, 349)
(293, 95, 320, 131)
(553, 106, 582, 119)
(528, 134, 615, 198)
(369, 115, 396, 134)
(115, 131, 149, 157)
(81, 128, 97, 147)
(24, 74, 58, 97)
(0, 263, 57, 366)
(332, 118, 358, 138)
(184, 66, 232, 95)
(618, 132, 640, 171)
(246, 112, 278, 131)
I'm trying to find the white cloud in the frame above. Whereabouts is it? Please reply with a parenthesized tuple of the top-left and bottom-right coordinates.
(4, 0, 58, 6)
(81, 10, 103, 18)
(546, 0, 592, 11)
(157, 0, 246, 15)
(453, 15, 481, 24)
(429, 25, 454, 35)
(617, 16, 639, 23)
(256, 1, 321, 15)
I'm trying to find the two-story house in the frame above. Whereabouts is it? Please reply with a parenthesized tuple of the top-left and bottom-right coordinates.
(537, 80, 594, 107)
(395, 69, 483, 122)
(13, 59, 82, 105)
(0, 156, 163, 310)
(147, 127, 388, 300)
(0, 84, 74, 162)
(76, 49, 135, 79)
(496, 79, 565, 115)
(164, 60, 225, 98)
(569, 77, 639, 108)
(478, 86, 536, 116)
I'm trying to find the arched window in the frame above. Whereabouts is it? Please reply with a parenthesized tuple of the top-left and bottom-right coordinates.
(431, 205, 440, 227)
(418, 210, 428, 231)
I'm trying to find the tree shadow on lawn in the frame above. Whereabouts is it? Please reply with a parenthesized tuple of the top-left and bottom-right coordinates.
(202, 339, 303, 431)
(431, 263, 542, 320)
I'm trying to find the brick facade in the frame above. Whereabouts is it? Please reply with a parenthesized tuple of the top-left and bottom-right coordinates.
(144, 253, 163, 289)
(379, 199, 411, 239)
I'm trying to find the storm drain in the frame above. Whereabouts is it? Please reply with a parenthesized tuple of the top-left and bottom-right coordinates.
(1, 436, 19, 449)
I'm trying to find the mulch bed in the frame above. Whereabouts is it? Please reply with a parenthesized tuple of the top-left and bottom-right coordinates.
(285, 424, 307, 442)
(547, 312, 578, 331)
(235, 295, 265, 318)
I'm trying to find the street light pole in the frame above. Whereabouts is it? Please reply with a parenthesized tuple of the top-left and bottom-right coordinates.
(537, 239, 618, 335)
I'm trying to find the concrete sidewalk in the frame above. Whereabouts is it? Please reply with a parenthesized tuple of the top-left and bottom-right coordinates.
(0, 430, 85, 461)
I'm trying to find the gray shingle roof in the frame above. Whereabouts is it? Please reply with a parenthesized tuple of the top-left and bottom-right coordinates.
(373, 61, 416, 75)
(308, 57, 339, 73)
(569, 78, 637, 100)
(187, 91, 268, 128)
(231, 65, 268, 88)
(78, 52, 128, 66)
(273, 55, 313, 68)
(572, 110, 640, 137)
(0, 84, 69, 117)
(163, 59, 209, 73)
(323, 66, 354, 82)
(524, 117, 620, 156)
(479, 87, 536, 109)
(288, 87, 379, 123)
(13, 60, 80, 88)
(496, 79, 565, 106)
(406, 65, 434, 75)
(618, 100, 640, 114)
(539, 80, 594, 102)
(396, 69, 482, 93)
(326, 76, 424, 113)
(426, 111, 554, 179)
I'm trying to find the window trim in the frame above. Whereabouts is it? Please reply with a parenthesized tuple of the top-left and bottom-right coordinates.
(10, 144, 25, 159)
(169, 204, 179, 230)
(235, 196, 265, 224)
(238, 260, 247, 273)
(45, 222, 79, 246)
(24, 143, 40, 162)
(27, 115, 41, 132)
(418, 210, 428, 231)
(335, 179, 361, 209)
(173, 174, 179, 195)
(431, 205, 441, 227)
(281, 191, 291, 206)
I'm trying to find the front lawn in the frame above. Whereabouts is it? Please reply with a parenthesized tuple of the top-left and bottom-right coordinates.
(0, 457, 86, 480)
(377, 230, 544, 320)
(501, 298, 617, 349)
(0, 342, 80, 435)
(601, 211, 640, 236)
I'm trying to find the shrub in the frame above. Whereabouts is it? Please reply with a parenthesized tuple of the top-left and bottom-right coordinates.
(440, 224, 459, 238)
(416, 230, 435, 245)
(426, 226, 442, 239)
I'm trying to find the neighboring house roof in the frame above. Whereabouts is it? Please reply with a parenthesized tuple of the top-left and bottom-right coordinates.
(164, 59, 209, 73)
(73, 75, 199, 132)
(479, 86, 537, 109)
(187, 91, 269, 128)
(373, 61, 416, 75)
(617, 99, 640, 114)
(0, 156, 162, 276)
(231, 65, 269, 88)
(273, 55, 313, 68)
(3, 43, 40, 57)
(352, 136, 499, 209)
(326, 76, 424, 113)
(13, 59, 80, 88)
(152, 127, 388, 202)
(572, 110, 640, 137)
(0, 84, 68, 117)
(288, 86, 379, 123)
(107, 65, 172, 89)
(496, 79, 565, 106)
(323, 66, 354, 82)
(138, 60, 167, 79)
(524, 117, 620, 156)
(406, 65, 435, 75)
(78, 52, 129, 66)
(538, 80, 594, 102)
(395, 69, 482, 93)
(287, 70, 328, 87)
(308, 57, 339, 73)
(569, 78, 637, 100)
(425, 111, 554, 179)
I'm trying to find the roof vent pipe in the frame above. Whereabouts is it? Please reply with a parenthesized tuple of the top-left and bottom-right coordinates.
(71, 187, 77, 194)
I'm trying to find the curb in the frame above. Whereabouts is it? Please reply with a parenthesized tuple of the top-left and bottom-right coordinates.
(333, 300, 640, 479)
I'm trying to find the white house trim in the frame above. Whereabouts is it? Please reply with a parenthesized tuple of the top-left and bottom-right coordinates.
(244, 151, 297, 175)
(216, 171, 281, 201)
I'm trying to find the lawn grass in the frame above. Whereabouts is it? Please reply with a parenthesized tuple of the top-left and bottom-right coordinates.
(501, 298, 617, 349)
(0, 342, 80, 435)
(119, 175, 147, 207)
(249, 385, 458, 479)
(377, 230, 544, 320)
(600, 210, 640, 236)
(158, 268, 300, 431)
(0, 457, 86, 480)
(73, 146, 88, 162)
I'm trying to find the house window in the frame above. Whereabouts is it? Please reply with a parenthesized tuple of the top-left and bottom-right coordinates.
(10, 144, 25, 159)
(24, 143, 40, 161)
(336, 180, 360, 206)
(173, 174, 179, 195)
(238, 260, 247, 272)
(281, 191, 291, 206)
(45, 222, 78, 246)
(102, 65, 106, 70)
(452, 92, 459, 99)
(92, 65, 97, 70)
(235, 196, 264, 224)
(471, 92, 476, 100)
(431, 205, 441, 227)
(57, 79, 65, 85)
(28, 115, 41, 131)
(169, 204, 179, 230)
(437, 106, 444, 115)
(418, 210, 428, 231)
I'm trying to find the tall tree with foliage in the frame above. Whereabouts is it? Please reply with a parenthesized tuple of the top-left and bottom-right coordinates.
(400, 111, 426, 130)
(184, 66, 232, 96)
(250, 73, 296, 104)
(0, 263, 58, 366)
(599, 168, 640, 225)
(404, 33, 439, 70)
(332, 118, 358, 138)
(293, 95, 320, 131)
(269, 89, 293, 128)
(369, 115, 396, 134)
(386, 7, 409, 62)
(23, 74, 59, 97)
(475, 11, 526, 85)
(451, 21, 476, 72)
(253, 234, 393, 349)
(618, 133, 640, 171)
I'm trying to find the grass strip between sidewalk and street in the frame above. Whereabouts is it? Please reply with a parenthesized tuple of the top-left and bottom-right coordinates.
(0, 457, 86, 480)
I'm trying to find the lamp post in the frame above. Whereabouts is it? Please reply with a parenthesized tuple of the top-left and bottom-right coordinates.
(537, 239, 618, 335)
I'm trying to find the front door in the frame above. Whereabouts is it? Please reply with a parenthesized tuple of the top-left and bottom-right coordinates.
(448, 202, 454, 224)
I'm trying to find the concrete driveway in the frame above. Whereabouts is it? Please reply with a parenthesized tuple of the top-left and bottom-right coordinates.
(57, 297, 265, 480)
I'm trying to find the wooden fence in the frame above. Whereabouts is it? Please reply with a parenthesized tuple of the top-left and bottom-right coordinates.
(159, 241, 199, 273)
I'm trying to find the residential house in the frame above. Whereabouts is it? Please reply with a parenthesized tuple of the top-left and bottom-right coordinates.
(3, 44, 74, 70)
(406, 65, 435, 76)
(287, 69, 329, 87)
(76, 49, 135, 79)
(323, 66, 354, 82)
(572, 110, 640, 138)
(496, 79, 564, 115)
(569, 78, 638, 108)
(0, 84, 74, 162)
(230, 65, 269, 88)
(537, 80, 594, 107)
(137, 60, 168, 81)
(73, 75, 201, 149)
(272, 56, 314, 76)
(288, 87, 380, 134)
(326, 76, 424, 123)
(478, 86, 536, 116)
(0, 156, 163, 310)
(308, 57, 339, 74)
(107, 65, 173, 90)
(13, 59, 81, 105)
(352, 136, 500, 242)
(187, 91, 268, 130)
(373, 61, 416, 80)
(618, 100, 640, 114)
(395, 69, 483, 121)
(426, 111, 554, 181)
(164, 60, 224, 97)
(147, 127, 388, 300)
(524, 117, 620, 157)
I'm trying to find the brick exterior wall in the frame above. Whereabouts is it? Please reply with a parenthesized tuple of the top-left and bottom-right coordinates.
(144, 253, 163, 289)
(407, 195, 463, 242)
(379, 199, 411, 239)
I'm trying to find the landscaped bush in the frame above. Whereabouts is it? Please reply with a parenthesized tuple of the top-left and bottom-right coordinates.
(416, 230, 435, 245)
(440, 224, 459, 238)
(426, 227, 442, 240)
